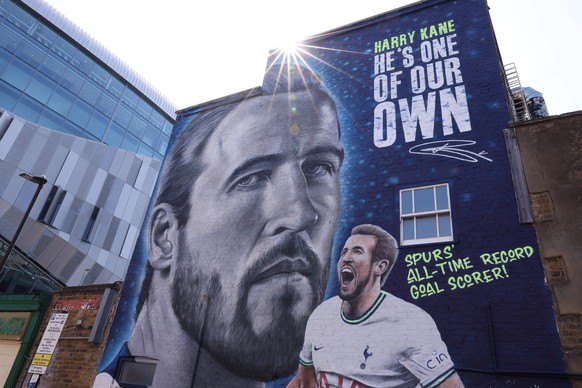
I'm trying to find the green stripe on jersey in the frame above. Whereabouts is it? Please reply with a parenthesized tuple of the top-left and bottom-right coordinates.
(341, 291, 387, 324)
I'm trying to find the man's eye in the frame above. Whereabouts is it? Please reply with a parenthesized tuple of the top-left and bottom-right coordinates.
(231, 172, 269, 191)
(302, 161, 333, 177)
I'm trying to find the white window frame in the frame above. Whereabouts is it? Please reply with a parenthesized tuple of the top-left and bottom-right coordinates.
(400, 183, 453, 246)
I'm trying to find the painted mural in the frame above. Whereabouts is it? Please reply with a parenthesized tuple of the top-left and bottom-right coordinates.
(97, 0, 569, 387)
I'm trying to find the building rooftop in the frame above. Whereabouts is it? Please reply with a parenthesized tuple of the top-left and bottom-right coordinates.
(21, 0, 176, 119)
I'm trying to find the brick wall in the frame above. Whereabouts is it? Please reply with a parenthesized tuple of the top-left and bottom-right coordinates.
(514, 112, 582, 379)
(16, 283, 122, 388)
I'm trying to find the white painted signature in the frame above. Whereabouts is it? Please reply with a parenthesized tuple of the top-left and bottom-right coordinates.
(409, 140, 493, 163)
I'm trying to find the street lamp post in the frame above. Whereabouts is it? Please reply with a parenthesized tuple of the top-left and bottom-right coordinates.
(0, 173, 47, 274)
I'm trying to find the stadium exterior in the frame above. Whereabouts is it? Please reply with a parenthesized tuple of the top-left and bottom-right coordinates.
(0, 0, 178, 384)
(0, 0, 176, 292)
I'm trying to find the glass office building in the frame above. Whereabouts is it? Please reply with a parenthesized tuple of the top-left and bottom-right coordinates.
(0, 0, 177, 293)
(0, 0, 175, 160)
(0, 2, 171, 385)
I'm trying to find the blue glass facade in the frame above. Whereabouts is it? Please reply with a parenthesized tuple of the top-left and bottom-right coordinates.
(0, 0, 175, 159)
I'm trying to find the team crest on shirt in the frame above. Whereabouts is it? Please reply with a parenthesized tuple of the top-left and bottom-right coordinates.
(360, 345, 373, 370)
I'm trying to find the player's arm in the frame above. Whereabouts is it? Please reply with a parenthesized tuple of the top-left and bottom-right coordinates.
(286, 364, 317, 388)
(437, 371, 464, 388)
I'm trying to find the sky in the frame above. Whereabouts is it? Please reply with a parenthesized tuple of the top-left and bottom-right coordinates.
(44, 0, 581, 116)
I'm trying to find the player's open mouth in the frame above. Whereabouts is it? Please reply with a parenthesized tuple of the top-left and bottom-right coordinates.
(341, 267, 354, 286)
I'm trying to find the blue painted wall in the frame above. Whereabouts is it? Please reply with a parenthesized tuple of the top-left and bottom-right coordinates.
(268, 0, 567, 385)
(100, 0, 569, 386)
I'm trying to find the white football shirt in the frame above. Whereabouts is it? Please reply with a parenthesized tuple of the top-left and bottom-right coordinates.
(299, 291, 455, 388)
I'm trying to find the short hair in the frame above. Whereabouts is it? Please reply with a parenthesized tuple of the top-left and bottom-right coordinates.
(154, 104, 236, 227)
(137, 64, 339, 313)
(155, 63, 337, 228)
(351, 224, 398, 286)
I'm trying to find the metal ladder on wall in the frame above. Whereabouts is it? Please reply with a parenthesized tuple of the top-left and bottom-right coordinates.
(504, 63, 530, 122)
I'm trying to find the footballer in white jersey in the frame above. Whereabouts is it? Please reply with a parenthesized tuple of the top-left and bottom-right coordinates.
(289, 224, 462, 388)
(299, 291, 456, 388)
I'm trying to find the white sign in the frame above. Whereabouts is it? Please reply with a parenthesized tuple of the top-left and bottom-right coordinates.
(28, 312, 68, 375)
(36, 313, 67, 355)
(27, 365, 47, 375)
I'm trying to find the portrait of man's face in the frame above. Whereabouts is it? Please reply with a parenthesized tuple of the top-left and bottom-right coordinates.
(170, 89, 343, 380)
(338, 234, 378, 302)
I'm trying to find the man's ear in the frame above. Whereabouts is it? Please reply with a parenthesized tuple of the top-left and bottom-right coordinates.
(149, 203, 179, 271)
(374, 259, 389, 278)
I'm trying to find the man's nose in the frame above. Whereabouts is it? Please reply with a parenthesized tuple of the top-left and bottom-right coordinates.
(264, 168, 318, 236)
(340, 253, 353, 264)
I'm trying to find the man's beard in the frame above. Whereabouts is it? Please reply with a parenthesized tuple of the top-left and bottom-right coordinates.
(171, 234, 329, 382)
(338, 270, 371, 302)
(338, 279, 368, 302)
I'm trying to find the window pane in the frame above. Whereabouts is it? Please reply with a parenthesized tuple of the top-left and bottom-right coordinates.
(416, 215, 437, 239)
(403, 218, 415, 240)
(162, 121, 173, 136)
(61, 67, 84, 93)
(47, 86, 74, 116)
(438, 214, 452, 236)
(2, 57, 34, 90)
(156, 133, 169, 155)
(25, 73, 56, 104)
(52, 36, 76, 64)
(142, 124, 159, 148)
(84, 131, 98, 142)
(401, 190, 413, 214)
(128, 115, 146, 138)
(414, 187, 435, 213)
(121, 88, 139, 109)
(0, 23, 24, 53)
(79, 80, 101, 105)
(122, 133, 139, 153)
(107, 76, 124, 98)
(150, 110, 164, 129)
(113, 104, 132, 127)
(68, 98, 93, 128)
(38, 108, 65, 131)
(39, 53, 66, 80)
(95, 93, 116, 117)
(89, 63, 109, 88)
(18, 40, 46, 68)
(138, 142, 155, 158)
(61, 120, 84, 137)
(32, 24, 75, 64)
(31, 24, 58, 50)
(0, 80, 19, 111)
(13, 94, 42, 122)
(86, 110, 109, 139)
(104, 121, 125, 147)
(436, 185, 449, 210)
(137, 99, 152, 119)
(0, 48, 11, 73)
(73, 50, 92, 74)
(5, 3, 35, 32)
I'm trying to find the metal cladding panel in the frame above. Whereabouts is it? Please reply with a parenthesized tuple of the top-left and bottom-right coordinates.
(0, 110, 161, 289)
